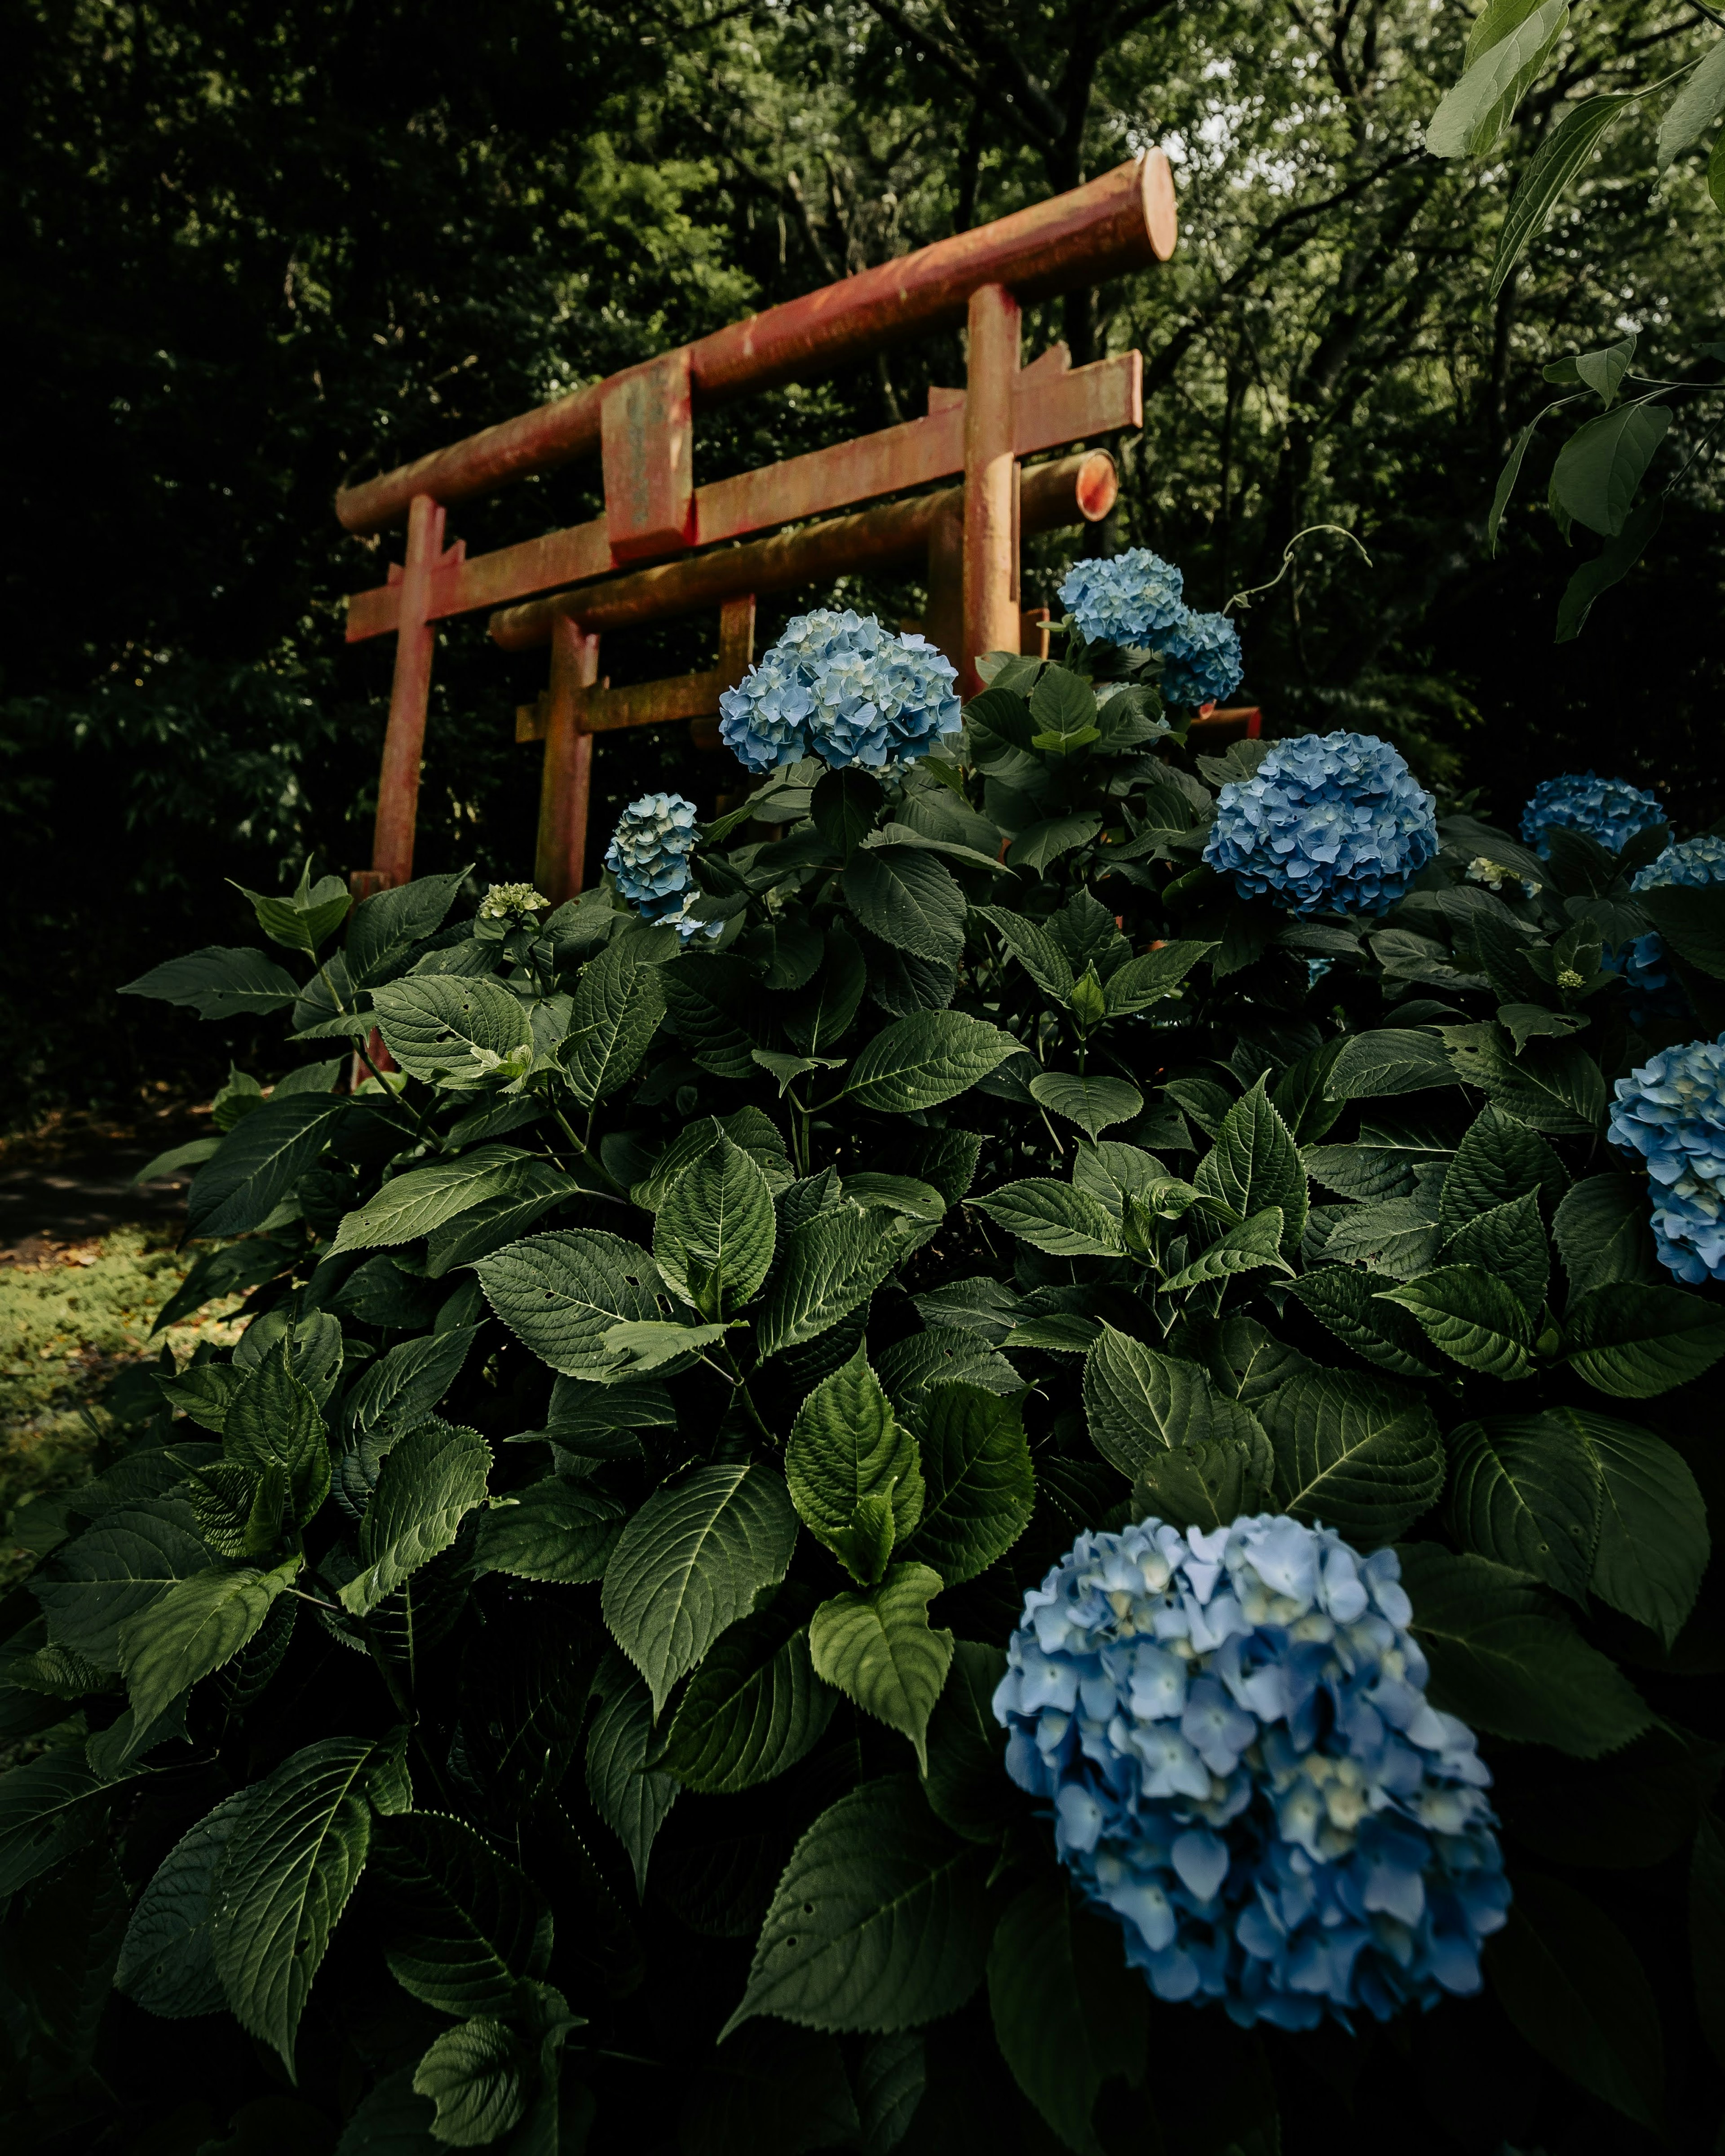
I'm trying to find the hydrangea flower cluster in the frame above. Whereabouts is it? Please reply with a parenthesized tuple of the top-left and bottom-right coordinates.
(1160, 611, 1245, 708)
(995, 1516, 1509, 2030)
(1601, 837, 1725, 1026)
(1607, 1037, 1725, 1282)
(717, 610, 960, 775)
(1203, 732, 1438, 917)
(1519, 771, 1666, 860)
(1057, 550, 1186, 647)
(602, 793, 716, 942)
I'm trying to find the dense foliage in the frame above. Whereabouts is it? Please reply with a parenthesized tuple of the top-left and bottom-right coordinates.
(5, 586, 1725, 2154)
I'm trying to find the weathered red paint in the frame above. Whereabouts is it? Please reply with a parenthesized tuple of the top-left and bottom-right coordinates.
(962, 283, 1022, 696)
(334, 154, 1175, 535)
(535, 618, 600, 905)
(602, 349, 696, 563)
(370, 493, 447, 892)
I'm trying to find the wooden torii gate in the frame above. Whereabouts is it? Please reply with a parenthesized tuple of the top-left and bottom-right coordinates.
(338, 153, 1178, 905)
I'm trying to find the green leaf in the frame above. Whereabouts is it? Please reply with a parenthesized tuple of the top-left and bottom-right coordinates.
(1443, 1023, 1606, 1133)
(1439, 1105, 1568, 1237)
(901, 1384, 1033, 1587)
(1446, 1415, 1601, 1601)
(842, 849, 965, 964)
(422, 1165, 575, 1277)
(1028, 1072, 1143, 1138)
(1006, 814, 1102, 874)
(339, 1420, 491, 1616)
(602, 1464, 799, 1716)
(813, 766, 885, 854)
(756, 1209, 906, 1360)
(1559, 1281, 1725, 1396)
(115, 1790, 250, 2019)
(186, 1094, 345, 1239)
(371, 1812, 550, 2018)
(33, 1502, 210, 1671)
(1082, 1326, 1267, 1477)
(1555, 496, 1664, 642)
(1289, 1266, 1445, 1379)
(970, 1178, 1124, 1257)
(1397, 1544, 1650, 1757)
(1161, 1206, 1293, 1292)
(987, 1874, 1146, 2156)
(1658, 36, 1725, 165)
(211, 1735, 375, 2074)
(1263, 1368, 1443, 1547)
(924, 1640, 1011, 1845)
(787, 1346, 924, 1584)
(1486, 1875, 1664, 2129)
(345, 866, 470, 985)
(226, 1354, 331, 1528)
(234, 868, 351, 953)
(1193, 1075, 1307, 1253)
(1553, 1407, 1710, 1646)
(974, 907, 1075, 1001)
(330, 1147, 546, 1257)
(1427, 0, 1567, 158)
(1306, 1114, 1452, 1201)
(1132, 1434, 1274, 1536)
(1443, 1191, 1549, 1312)
(844, 1172, 947, 1222)
(562, 934, 667, 1107)
(341, 1325, 481, 1443)
(723, 1775, 992, 2037)
(1379, 1266, 1537, 1379)
(1551, 404, 1671, 537)
(809, 1563, 954, 1771)
(373, 976, 532, 1085)
(586, 1667, 681, 1895)
(476, 1229, 662, 1380)
(119, 945, 301, 1018)
(412, 2018, 526, 2146)
(471, 1479, 624, 1585)
(1101, 939, 1214, 1018)
(632, 1107, 794, 1212)
(655, 1589, 835, 1795)
(1464, 0, 1546, 66)
(1635, 880, 1725, 981)
(845, 1011, 1017, 1114)
(653, 1133, 776, 1320)
(663, 951, 766, 1078)
(119, 1560, 295, 1730)
(685, 2023, 860, 2156)
(784, 924, 868, 1055)
(1325, 1028, 1456, 1101)
(0, 1750, 113, 1896)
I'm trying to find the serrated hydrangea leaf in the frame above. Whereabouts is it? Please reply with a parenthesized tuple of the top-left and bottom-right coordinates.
(1397, 1544, 1650, 1758)
(786, 1346, 924, 1580)
(1446, 1415, 1601, 1602)
(368, 1812, 551, 2019)
(1379, 1266, 1536, 1379)
(225, 1355, 330, 1528)
(722, 1774, 992, 2037)
(655, 1588, 835, 1795)
(1318, 1195, 1442, 1282)
(586, 1669, 681, 1896)
(344, 865, 469, 986)
(119, 1561, 296, 1731)
(1325, 1028, 1457, 1102)
(756, 1209, 904, 1360)
(210, 1736, 375, 2074)
(115, 1789, 252, 2018)
(974, 907, 1075, 1001)
(686, 2024, 861, 2156)
(1102, 939, 1214, 1018)
(653, 1133, 776, 1319)
(1438, 1106, 1569, 1239)
(1006, 814, 1104, 875)
(809, 1564, 954, 1770)
(844, 1011, 1017, 1114)
(1263, 1368, 1443, 1547)
(1069, 1141, 1159, 1214)
(1027, 1072, 1143, 1139)
(341, 1324, 481, 1443)
(1305, 1115, 1453, 1201)
(602, 1464, 798, 1716)
(987, 1874, 1147, 2156)
(0, 1751, 114, 1897)
(901, 1384, 1032, 1587)
(1289, 1267, 1445, 1379)
(631, 1108, 794, 1213)
(329, 1147, 545, 1257)
(412, 2017, 526, 2146)
(372, 976, 532, 1085)
(475, 1231, 662, 1380)
(1130, 1434, 1274, 1538)
(1557, 1283, 1725, 1395)
(33, 1502, 210, 1672)
(1161, 1207, 1291, 1292)
(471, 1479, 624, 1585)
(1194, 1077, 1307, 1253)
(1443, 1191, 1550, 1312)
(423, 1166, 575, 1278)
(120, 944, 300, 1018)
(970, 1179, 1124, 1257)
(785, 925, 869, 1056)
(1552, 1407, 1709, 1646)
(339, 1420, 490, 1617)
(1082, 1325, 1266, 1476)
(663, 952, 766, 1078)
(562, 934, 668, 1105)
(186, 1095, 345, 1240)
(1443, 1024, 1606, 1135)
(842, 849, 965, 964)
(1552, 1173, 1662, 1294)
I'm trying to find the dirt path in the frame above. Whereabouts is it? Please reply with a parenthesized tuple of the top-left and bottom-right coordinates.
(0, 1107, 205, 1265)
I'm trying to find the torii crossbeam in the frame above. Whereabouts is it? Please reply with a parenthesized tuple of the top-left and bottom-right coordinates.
(338, 153, 1177, 903)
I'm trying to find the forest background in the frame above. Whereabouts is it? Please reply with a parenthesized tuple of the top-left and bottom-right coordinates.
(6, 0, 1724, 1122)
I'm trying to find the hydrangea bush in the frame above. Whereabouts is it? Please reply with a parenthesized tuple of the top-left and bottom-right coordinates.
(8, 584, 1723, 2156)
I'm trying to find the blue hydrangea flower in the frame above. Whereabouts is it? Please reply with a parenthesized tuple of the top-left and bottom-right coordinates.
(1607, 1037, 1725, 1283)
(604, 792, 700, 922)
(1203, 732, 1438, 917)
(1160, 610, 1245, 708)
(1632, 832, 1725, 892)
(1601, 837, 1725, 1026)
(995, 1516, 1509, 2031)
(717, 610, 959, 774)
(1058, 550, 1186, 647)
(1519, 772, 1666, 860)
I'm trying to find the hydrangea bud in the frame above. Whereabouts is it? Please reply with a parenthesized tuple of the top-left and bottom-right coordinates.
(1607, 1037, 1725, 1283)
(478, 882, 548, 921)
(1057, 550, 1186, 647)
(718, 609, 959, 775)
(1519, 771, 1666, 861)
(603, 792, 714, 939)
(995, 1516, 1509, 2029)
(1203, 731, 1438, 918)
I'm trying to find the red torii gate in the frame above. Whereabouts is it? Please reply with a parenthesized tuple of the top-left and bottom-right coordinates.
(337, 153, 1178, 905)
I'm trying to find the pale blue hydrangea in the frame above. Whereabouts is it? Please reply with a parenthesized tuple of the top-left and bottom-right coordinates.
(717, 610, 959, 774)
(1602, 837, 1725, 1025)
(1519, 772, 1666, 860)
(1203, 732, 1438, 917)
(1607, 1037, 1725, 1283)
(604, 793, 699, 922)
(995, 1516, 1508, 2031)
(1058, 550, 1185, 647)
(1160, 610, 1245, 708)
(1632, 832, 1725, 892)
